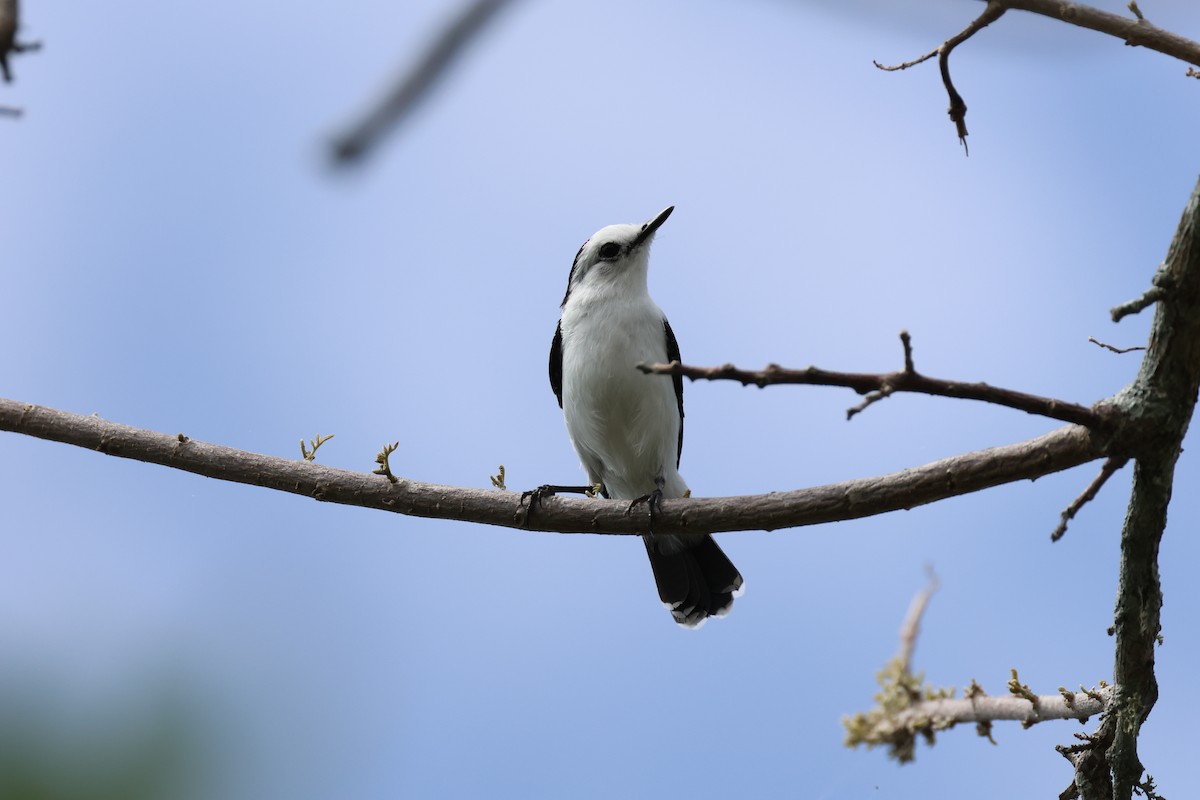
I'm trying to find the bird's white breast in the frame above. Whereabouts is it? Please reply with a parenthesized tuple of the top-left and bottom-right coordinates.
(559, 290, 686, 500)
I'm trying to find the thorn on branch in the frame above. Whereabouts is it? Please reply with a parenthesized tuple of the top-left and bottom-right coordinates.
(1088, 336, 1146, 355)
(1127, 1, 1145, 22)
(489, 464, 506, 490)
(301, 433, 335, 462)
(374, 441, 401, 483)
(1051, 456, 1129, 541)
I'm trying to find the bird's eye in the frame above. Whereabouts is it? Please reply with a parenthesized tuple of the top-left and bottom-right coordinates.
(598, 242, 620, 259)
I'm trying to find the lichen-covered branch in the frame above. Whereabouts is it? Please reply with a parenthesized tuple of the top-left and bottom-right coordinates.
(845, 580, 1112, 763)
(1096, 173, 1200, 800)
(0, 397, 1107, 537)
(847, 681, 1113, 762)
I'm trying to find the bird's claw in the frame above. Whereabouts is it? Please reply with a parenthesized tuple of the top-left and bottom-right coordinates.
(625, 487, 665, 529)
(520, 484, 557, 510)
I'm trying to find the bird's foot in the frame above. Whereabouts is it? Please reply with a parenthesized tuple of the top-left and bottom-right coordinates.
(625, 487, 665, 530)
(519, 484, 599, 511)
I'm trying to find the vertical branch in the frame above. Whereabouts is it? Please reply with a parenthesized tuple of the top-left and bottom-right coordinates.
(1105, 174, 1200, 799)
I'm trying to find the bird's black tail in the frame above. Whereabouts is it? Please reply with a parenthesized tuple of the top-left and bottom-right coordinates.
(643, 534, 743, 627)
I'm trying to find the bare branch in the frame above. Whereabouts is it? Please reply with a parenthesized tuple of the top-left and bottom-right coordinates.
(1103, 173, 1200, 800)
(874, 49, 939, 72)
(877, 0, 1200, 152)
(939, 2, 1007, 154)
(639, 332, 1112, 430)
(0, 104, 21, 117)
(1002, 0, 1200, 67)
(331, 0, 518, 164)
(1051, 456, 1129, 542)
(0, 397, 1108, 537)
(1112, 278, 1169, 322)
(1088, 337, 1146, 355)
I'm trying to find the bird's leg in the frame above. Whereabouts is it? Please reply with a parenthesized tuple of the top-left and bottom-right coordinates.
(626, 476, 666, 530)
(519, 483, 603, 510)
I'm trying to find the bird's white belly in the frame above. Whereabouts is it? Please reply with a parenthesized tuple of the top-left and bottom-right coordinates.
(560, 305, 685, 499)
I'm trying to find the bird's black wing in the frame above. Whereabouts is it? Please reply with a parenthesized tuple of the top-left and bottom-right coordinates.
(549, 320, 564, 408)
(663, 317, 684, 466)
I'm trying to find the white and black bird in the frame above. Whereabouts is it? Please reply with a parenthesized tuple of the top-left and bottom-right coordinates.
(546, 206, 743, 627)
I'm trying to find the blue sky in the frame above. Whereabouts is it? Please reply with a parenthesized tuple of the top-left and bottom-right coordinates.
(3, 1, 1199, 797)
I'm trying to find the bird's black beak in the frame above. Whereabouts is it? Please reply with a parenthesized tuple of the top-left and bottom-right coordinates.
(633, 205, 674, 248)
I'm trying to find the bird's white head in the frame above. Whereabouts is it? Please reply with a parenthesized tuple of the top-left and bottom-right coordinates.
(560, 206, 674, 307)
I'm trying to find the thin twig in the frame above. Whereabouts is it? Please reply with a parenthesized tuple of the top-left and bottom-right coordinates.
(1088, 337, 1146, 355)
(639, 332, 1111, 431)
(874, 49, 939, 72)
(331, 0, 518, 164)
(939, 2, 1007, 154)
(0, 104, 21, 117)
(1052, 457, 1130, 541)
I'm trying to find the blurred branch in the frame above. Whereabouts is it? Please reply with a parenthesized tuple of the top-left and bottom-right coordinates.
(639, 330, 1114, 430)
(331, 0, 518, 165)
(0, 397, 1107, 536)
(0, 0, 41, 83)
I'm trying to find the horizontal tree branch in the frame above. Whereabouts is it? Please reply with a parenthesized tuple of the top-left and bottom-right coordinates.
(0, 397, 1108, 536)
(1000, 0, 1200, 67)
(638, 351, 1112, 430)
(855, 685, 1112, 740)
